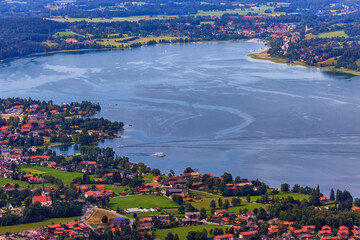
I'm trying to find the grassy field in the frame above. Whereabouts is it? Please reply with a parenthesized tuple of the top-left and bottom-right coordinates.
(85, 184, 132, 194)
(48, 15, 167, 23)
(142, 174, 156, 183)
(200, 21, 215, 25)
(48, 4, 284, 24)
(123, 211, 164, 218)
(228, 202, 268, 213)
(305, 30, 349, 38)
(189, 190, 219, 199)
(0, 177, 30, 188)
(109, 195, 179, 210)
(21, 166, 83, 185)
(0, 216, 81, 235)
(94, 36, 186, 48)
(193, 5, 283, 17)
(52, 30, 78, 38)
(86, 209, 119, 225)
(155, 225, 230, 240)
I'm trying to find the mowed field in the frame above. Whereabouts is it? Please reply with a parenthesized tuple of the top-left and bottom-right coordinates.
(0, 176, 56, 188)
(109, 195, 179, 210)
(0, 177, 30, 188)
(94, 36, 187, 48)
(189, 190, 310, 215)
(86, 209, 120, 225)
(155, 225, 230, 240)
(305, 30, 349, 38)
(0, 216, 81, 235)
(48, 15, 167, 23)
(21, 166, 83, 185)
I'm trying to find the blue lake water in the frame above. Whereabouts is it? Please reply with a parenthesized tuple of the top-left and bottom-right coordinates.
(1, 41, 360, 195)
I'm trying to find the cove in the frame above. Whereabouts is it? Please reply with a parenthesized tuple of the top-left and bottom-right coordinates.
(1, 41, 360, 195)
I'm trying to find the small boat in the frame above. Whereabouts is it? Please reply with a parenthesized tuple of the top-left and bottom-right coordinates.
(153, 152, 166, 157)
(118, 145, 125, 148)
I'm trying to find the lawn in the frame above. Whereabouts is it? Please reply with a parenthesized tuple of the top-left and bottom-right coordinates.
(52, 31, 77, 38)
(86, 184, 132, 194)
(193, 5, 283, 17)
(0, 177, 30, 188)
(155, 225, 230, 240)
(200, 21, 215, 25)
(48, 15, 167, 23)
(142, 174, 156, 183)
(94, 36, 187, 48)
(228, 202, 268, 214)
(305, 30, 349, 39)
(109, 195, 179, 210)
(123, 211, 165, 218)
(21, 166, 83, 185)
(0, 216, 81, 235)
(86, 209, 119, 225)
(189, 190, 219, 199)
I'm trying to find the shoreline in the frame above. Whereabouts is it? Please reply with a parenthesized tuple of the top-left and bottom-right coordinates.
(0, 39, 249, 66)
(1, 39, 359, 77)
(248, 51, 360, 76)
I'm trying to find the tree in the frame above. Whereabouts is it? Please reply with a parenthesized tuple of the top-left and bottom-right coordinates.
(101, 215, 108, 224)
(218, 198, 223, 208)
(151, 168, 160, 176)
(82, 173, 90, 184)
(246, 194, 251, 203)
(178, 205, 185, 214)
(280, 183, 290, 193)
(200, 208, 207, 220)
(172, 195, 183, 205)
(165, 232, 174, 240)
(292, 184, 300, 193)
(24, 196, 32, 207)
(223, 199, 229, 210)
(330, 188, 335, 201)
(184, 167, 194, 173)
(210, 200, 216, 209)
(221, 172, 233, 184)
(232, 197, 241, 206)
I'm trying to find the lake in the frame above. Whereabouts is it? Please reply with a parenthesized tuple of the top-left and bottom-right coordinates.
(1, 40, 360, 195)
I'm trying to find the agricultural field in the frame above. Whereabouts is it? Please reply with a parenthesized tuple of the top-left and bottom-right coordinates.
(305, 30, 349, 39)
(109, 195, 179, 210)
(86, 184, 131, 195)
(0, 216, 81, 235)
(189, 190, 310, 214)
(21, 166, 83, 185)
(49, 15, 167, 23)
(123, 211, 164, 218)
(94, 36, 187, 48)
(52, 30, 78, 38)
(142, 174, 156, 183)
(193, 5, 282, 17)
(0, 177, 30, 188)
(155, 225, 230, 240)
(86, 209, 119, 225)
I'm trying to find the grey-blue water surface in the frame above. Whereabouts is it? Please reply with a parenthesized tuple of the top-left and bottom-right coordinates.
(1, 40, 360, 195)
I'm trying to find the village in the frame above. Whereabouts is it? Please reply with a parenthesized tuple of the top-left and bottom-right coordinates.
(0, 98, 359, 239)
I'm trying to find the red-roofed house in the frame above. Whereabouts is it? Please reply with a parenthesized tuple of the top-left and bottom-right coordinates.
(65, 38, 78, 43)
(33, 195, 52, 206)
(214, 234, 234, 240)
(239, 230, 258, 239)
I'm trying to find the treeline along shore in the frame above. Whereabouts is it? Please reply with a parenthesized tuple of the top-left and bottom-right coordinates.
(2, 9, 360, 74)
